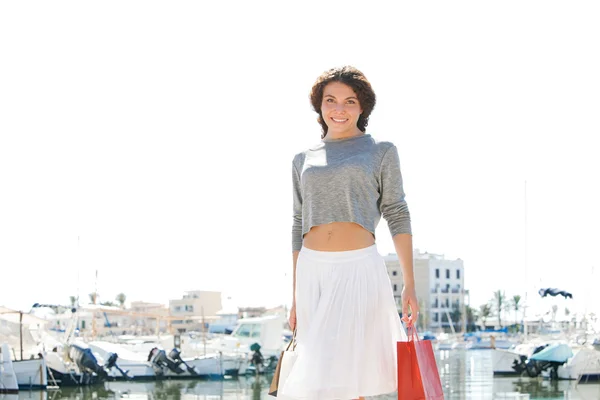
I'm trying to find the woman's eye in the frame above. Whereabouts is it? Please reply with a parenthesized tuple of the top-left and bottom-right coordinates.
(347, 100, 356, 105)
(326, 98, 334, 103)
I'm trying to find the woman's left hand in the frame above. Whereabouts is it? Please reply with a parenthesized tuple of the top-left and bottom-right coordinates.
(401, 285, 419, 326)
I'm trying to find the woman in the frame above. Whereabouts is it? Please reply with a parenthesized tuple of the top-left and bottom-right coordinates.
(279, 66, 419, 400)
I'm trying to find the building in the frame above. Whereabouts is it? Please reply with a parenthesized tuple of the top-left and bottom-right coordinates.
(238, 307, 266, 319)
(383, 249, 467, 332)
(382, 253, 405, 310)
(169, 290, 223, 333)
(124, 301, 170, 335)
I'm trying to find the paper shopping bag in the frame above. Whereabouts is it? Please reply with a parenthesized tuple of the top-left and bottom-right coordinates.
(397, 327, 444, 400)
(269, 333, 298, 397)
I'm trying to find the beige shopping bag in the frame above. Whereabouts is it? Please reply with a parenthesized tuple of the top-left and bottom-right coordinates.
(269, 332, 297, 397)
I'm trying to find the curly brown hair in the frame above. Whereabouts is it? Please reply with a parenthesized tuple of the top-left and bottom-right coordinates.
(309, 66, 376, 139)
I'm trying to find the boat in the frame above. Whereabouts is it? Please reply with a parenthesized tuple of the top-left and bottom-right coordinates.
(200, 315, 286, 356)
(0, 307, 49, 390)
(197, 315, 286, 375)
(11, 356, 47, 390)
(86, 340, 226, 380)
(492, 343, 537, 376)
(43, 343, 107, 386)
(555, 346, 600, 382)
(0, 343, 19, 394)
(492, 340, 572, 378)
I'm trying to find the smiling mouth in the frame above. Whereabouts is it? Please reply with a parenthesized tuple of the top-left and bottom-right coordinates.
(331, 117, 348, 123)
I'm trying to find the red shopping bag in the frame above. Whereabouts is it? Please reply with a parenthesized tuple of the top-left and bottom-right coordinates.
(397, 327, 444, 400)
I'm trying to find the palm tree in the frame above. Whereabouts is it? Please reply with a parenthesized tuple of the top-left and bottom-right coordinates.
(494, 290, 506, 328)
(479, 304, 492, 328)
(466, 305, 477, 332)
(512, 294, 521, 330)
(551, 304, 558, 322)
(89, 292, 98, 304)
(69, 296, 77, 308)
(450, 307, 462, 332)
(116, 293, 126, 308)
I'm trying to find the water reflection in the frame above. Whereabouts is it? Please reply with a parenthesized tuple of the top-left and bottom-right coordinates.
(3, 351, 600, 400)
(11, 376, 272, 400)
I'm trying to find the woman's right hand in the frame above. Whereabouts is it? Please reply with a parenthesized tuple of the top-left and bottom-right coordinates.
(288, 303, 297, 331)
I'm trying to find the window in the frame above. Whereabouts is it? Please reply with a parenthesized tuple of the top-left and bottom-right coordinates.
(234, 324, 252, 338)
(446, 269, 450, 279)
(445, 298, 450, 307)
(250, 324, 262, 338)
(435, 269, 439, 278)
(456, 269, 460, 279)
(433, 313, 439, 322)
(392, 270, 397, 276)
(234, 323, 261, 339)
(393, 284, 398, 292)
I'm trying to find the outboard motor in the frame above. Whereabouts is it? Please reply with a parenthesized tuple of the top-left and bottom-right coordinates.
(68, 344, 108, 380)
(104, 352, 131, 379)
(511, 343, 569, 379)
(249, 343, 265, 375)
(168, 348, 197, 375)
(512, 344, 550, 375)
(524, 359, 562, 379)
(148, 347, 184, 375)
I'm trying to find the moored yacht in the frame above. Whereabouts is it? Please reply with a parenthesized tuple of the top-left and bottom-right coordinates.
(0, 343, 19, 394)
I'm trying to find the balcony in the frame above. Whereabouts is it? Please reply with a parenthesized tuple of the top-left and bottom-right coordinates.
(431, 287, 463, 294)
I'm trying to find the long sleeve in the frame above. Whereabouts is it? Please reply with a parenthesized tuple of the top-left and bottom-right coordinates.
(292, 158, 303, 251)
(379, 145, 412, 236)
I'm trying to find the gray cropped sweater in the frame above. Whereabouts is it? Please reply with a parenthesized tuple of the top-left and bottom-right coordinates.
(292, 134, 412, 251)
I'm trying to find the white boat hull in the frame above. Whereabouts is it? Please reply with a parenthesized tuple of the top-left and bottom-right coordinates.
(86, 341, 228, 380)
(12, 357, 47, 389)
(557, 347, 600, 381)
(492, 348, 522, 376)
(0, 343, 19, 394)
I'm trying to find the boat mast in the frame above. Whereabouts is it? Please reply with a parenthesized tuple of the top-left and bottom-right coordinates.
(523, 180, 528, 339)
(19, 311, 23, 361)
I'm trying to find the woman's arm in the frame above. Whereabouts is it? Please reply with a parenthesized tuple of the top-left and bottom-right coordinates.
(379, 145, 418, 324)
(290, 155, 303, 331)
(289, 250, 299, 330)
(392, 233, 419, 324)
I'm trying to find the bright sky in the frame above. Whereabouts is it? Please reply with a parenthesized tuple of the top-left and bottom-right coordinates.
(1, 2, 598, 319)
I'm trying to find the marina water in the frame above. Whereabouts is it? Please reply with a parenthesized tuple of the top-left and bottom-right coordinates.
(4, 350, 600, 400)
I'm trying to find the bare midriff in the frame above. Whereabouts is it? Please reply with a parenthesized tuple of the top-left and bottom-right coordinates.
(302, 222, 375, 251)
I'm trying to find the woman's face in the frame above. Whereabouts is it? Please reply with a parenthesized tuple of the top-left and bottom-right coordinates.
(320, 81, 363, 135)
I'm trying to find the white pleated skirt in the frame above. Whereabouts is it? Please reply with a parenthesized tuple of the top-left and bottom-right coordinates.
(280, 244, 407, 400)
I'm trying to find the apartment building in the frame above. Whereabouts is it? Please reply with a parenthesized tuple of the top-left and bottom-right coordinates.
(383, 249, 467, 332)
(169, 290, 223, 333)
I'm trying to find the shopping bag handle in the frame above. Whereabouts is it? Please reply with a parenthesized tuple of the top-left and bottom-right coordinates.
(407, 325, 419, 342)
(285, 330, 298, 351)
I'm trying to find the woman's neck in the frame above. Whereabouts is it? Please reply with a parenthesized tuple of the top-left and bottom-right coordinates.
(324, 128, 363, 141)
